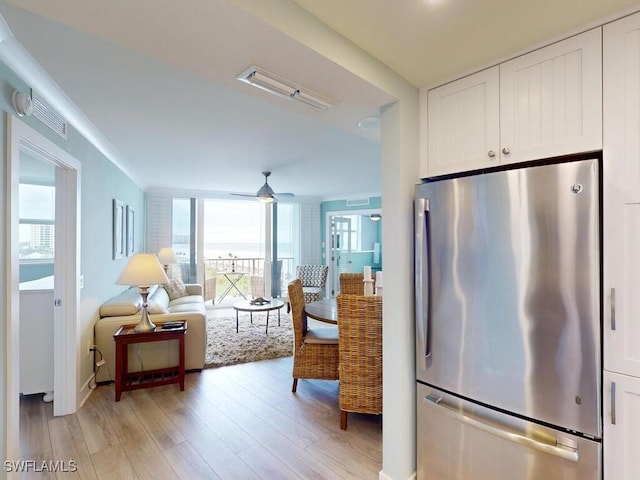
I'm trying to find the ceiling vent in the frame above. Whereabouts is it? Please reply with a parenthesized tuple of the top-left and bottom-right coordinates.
(237, 65, 335, 112)
(346, 198, 370, 207)
(31, 90, 68, 139)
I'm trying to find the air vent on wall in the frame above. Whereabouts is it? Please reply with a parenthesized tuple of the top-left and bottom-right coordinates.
(31, 90, 68, 139)
(346, 198, 370, 207)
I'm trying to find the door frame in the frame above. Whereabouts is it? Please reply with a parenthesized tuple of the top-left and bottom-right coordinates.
(324, 209, 380, 296)
(5, 115, 81, 461)
(330, 215, 352, 296)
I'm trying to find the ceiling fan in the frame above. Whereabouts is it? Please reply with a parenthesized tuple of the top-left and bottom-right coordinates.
(231, 171, 295, 203)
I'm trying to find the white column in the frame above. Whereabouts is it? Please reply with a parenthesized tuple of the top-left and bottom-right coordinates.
(380, 97, 419, 480)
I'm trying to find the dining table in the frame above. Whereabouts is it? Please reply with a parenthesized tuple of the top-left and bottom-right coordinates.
(304, 297, 337, 324)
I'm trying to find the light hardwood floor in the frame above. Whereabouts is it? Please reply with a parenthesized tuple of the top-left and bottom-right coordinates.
(19, 356, 382, 479)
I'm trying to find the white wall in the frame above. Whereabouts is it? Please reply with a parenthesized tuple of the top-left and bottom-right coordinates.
(299, 202, 322, 265)
(0, 53, 144, 475)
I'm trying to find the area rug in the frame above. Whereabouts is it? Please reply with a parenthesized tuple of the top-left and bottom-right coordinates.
(205, 309, 293, 368)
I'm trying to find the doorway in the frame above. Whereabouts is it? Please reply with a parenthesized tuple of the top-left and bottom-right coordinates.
(200, 198, 267, 306)
(325, 209, 382, 297)
(330, 216, 352, 297)
(5, 114, 80, 462)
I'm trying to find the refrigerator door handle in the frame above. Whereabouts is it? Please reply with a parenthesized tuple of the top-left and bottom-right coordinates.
(424, 395, 580, 463)
(415, 197, 431, 359)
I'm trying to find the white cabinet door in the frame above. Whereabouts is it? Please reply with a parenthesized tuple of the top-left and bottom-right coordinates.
(603, 371, 640, 480)
(425, 66, 500, 176)
(500, 28, 602, 164)
(19, 290, 54, 394)
(424, 29, 602, 177)
(603, 12, 640, 378)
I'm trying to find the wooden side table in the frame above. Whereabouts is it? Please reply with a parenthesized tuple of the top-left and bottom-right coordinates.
(112, 322, 187, 401)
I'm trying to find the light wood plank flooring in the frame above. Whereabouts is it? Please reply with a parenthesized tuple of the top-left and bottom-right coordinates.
(19, 356, 382, 479)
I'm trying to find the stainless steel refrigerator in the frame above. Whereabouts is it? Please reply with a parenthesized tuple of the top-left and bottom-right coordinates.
(415, 157, 601, 479)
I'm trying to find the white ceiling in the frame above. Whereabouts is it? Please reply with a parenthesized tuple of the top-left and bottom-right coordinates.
(1, 0, 638, 198)
(0, 0, 394, 199)
(294, 0, 640, 88)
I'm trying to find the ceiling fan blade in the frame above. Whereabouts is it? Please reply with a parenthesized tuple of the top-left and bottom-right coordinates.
(231, 172, 295, 202)
(230, 193, 257, 198)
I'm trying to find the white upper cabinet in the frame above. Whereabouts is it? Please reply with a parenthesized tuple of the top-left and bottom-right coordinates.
(500, 28, 602, 164)
(424, 67, 500, 176)
(603, 12, 640, 378)
(422, 28, 602, 177)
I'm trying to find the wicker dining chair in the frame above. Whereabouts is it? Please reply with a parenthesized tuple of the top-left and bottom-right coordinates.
(339, 272, 365, 295)
(288, 279, 339, 393)
(337, 293, 383, 430)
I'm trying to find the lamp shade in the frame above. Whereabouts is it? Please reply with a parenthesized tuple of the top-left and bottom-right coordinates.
(116, 253, 169, 286)
(157, 247, 178, 265)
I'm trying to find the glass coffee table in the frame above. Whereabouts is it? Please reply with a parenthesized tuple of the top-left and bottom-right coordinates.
(233, 299, 285, 334)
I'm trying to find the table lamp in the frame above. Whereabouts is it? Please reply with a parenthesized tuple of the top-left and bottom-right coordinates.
(157, 247, 177, 275)
(116, 253, 169, 332)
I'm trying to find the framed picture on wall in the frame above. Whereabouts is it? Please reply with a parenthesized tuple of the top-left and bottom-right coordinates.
(126, 206, 135, 256)
(112, 199, 125, 259)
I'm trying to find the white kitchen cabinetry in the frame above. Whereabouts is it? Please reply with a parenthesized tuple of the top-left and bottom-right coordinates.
(422, 28, 602, 177)
(424, 67, 499, 176)
(603, 371, 640, 480)
(603, 12, 640, 480)
(603, 11, 640, 378)
(500, 28, 602, 165)
(19, 287, 53, 396)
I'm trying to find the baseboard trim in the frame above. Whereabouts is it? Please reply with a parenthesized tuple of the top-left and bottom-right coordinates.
(379, 469, 417, 480)
(78, 373, 96, 408)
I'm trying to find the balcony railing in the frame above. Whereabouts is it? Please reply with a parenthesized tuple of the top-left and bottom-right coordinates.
(186, 256, 294, 305)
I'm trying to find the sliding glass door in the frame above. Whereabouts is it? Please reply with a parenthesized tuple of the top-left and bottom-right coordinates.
(152, 196, 300, 306)
(172, 198, 195, 283)
(202, 199, 266, 304)
(273, 202, 299, 298)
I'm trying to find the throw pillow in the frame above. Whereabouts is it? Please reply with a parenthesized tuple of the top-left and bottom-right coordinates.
(165, 278, 188, 300)
(147, 300, 169, 314)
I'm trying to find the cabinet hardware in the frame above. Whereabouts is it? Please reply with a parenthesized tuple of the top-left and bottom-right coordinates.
(488, 150, 496, 158)
(502, 147, 511, 155)
(611, 287, 616, 330)
(611, 381, 616, 425)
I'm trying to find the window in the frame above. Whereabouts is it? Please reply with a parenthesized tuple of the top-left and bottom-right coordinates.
(173, 198, 195, 282)
(152, 195, 301, 304)
(203, 199, 265, 260)
(19, 183, 55, 261)
(334, 213, 379, 252)
(275, 202, 299, 293)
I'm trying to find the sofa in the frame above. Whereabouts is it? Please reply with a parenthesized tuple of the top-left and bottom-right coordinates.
(94, 283, 207, 383)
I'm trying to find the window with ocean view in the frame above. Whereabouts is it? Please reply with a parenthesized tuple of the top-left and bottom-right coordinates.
(203, 199, 265, 260)
(169, 197, 299, 304)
